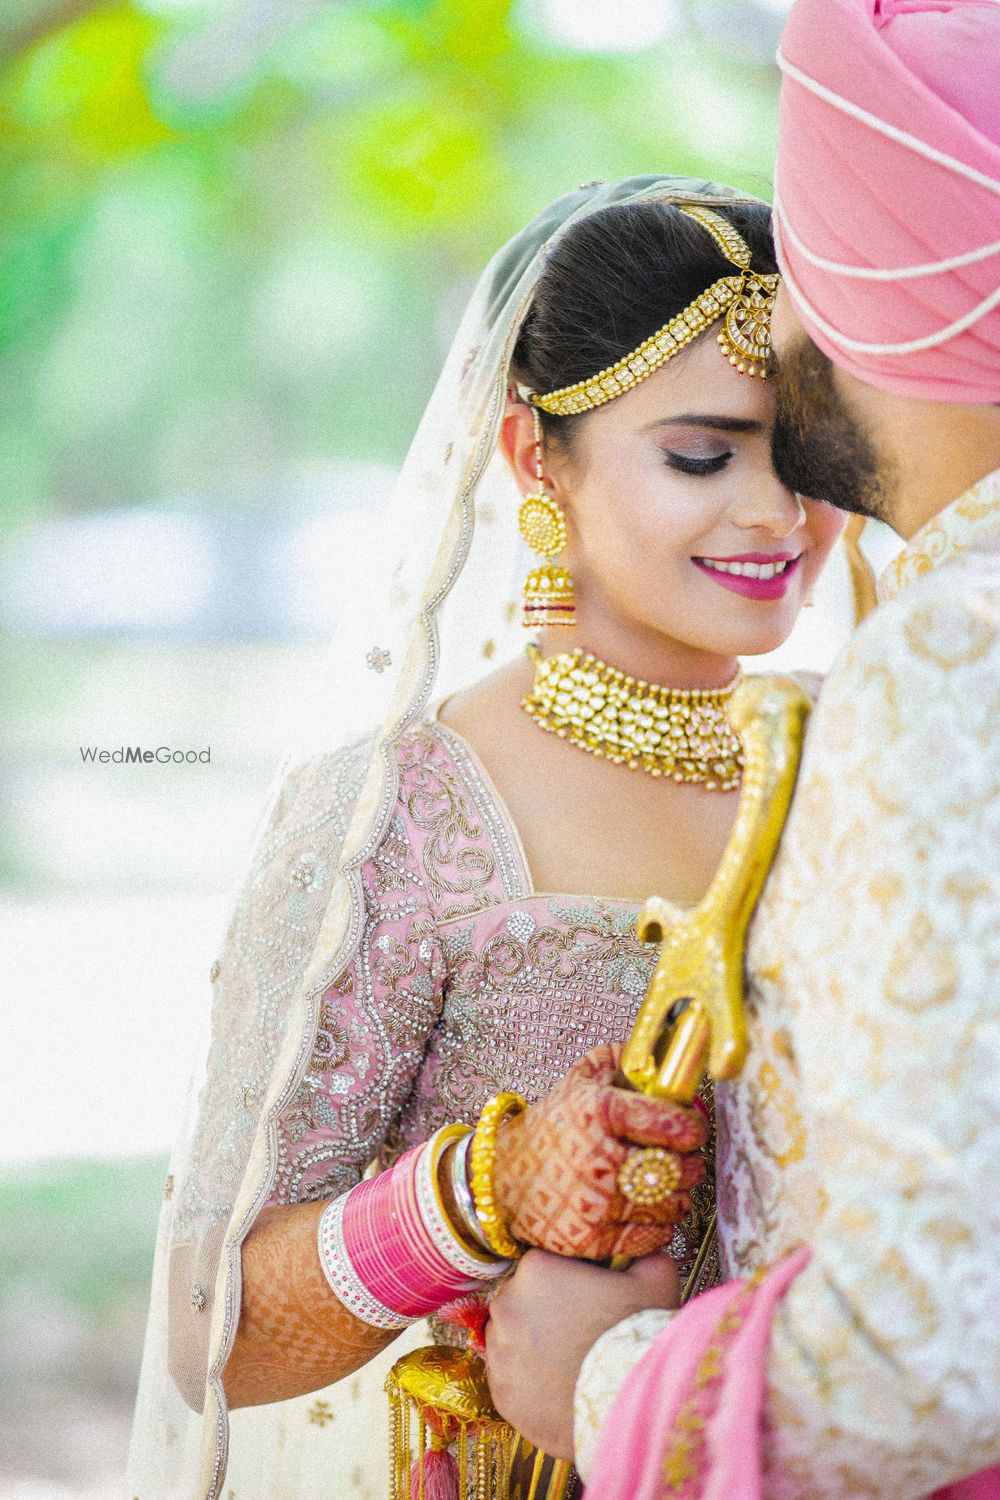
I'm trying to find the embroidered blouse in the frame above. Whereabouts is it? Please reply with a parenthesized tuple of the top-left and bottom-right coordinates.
(265, 717, 713, 1278)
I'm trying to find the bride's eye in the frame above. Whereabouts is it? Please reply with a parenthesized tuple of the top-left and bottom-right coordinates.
(664, 450, 733, 476)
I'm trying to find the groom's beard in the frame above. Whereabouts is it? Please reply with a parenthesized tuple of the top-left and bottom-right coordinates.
(771, 336, 890, 522)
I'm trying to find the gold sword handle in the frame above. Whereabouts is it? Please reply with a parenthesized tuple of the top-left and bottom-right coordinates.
(620, 675, 813, 1100)
(606, 676, 812, 1294)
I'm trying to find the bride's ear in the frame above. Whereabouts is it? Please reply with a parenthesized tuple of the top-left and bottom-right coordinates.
(499, 398, 540, 495)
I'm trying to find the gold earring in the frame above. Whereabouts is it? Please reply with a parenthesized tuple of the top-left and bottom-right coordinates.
(519, 407, 575, 628)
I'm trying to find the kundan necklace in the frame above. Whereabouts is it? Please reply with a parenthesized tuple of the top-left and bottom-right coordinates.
(522, 642, 744, 790)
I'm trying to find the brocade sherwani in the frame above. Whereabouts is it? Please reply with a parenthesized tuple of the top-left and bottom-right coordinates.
(575, 468, 1000, 1498)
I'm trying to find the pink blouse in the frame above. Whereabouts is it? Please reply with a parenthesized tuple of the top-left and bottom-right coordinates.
(267, 719, 713, 1271)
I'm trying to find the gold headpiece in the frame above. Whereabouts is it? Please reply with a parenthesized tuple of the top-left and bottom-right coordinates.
(530, 205, 779, 417)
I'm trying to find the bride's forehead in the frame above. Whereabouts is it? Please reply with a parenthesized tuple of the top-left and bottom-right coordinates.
(583, 341, 777, 433)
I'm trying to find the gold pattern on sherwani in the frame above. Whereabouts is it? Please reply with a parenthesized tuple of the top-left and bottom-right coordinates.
(720, 470, 1000, 1495)
(574, 467, 1000, 1497)
(880, 467, 1000, 600)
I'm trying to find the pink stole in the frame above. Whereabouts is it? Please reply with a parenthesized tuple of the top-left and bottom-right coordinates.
(584, 1246, 1000, 1500)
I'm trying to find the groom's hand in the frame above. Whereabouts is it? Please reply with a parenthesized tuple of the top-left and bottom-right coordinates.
(492, 1044, 707, 1261)
(485, 1248, 680, 1458)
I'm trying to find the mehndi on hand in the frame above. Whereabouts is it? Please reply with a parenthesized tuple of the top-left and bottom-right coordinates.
(490, 1044, 707, 1262)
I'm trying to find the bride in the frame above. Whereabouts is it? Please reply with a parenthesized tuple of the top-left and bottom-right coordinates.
(128, 174, 846, 1500)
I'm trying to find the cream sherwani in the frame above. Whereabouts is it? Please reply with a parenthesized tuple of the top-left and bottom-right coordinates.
(575, 469, 1000, 1497)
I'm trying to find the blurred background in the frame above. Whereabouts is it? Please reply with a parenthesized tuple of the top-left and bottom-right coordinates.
(0, 2, 892, 1494)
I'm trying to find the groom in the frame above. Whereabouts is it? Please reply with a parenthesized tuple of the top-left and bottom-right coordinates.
(484, 0, 1000, 1492)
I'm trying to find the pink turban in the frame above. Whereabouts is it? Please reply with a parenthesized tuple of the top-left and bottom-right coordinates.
(773, 0, 1000, 403)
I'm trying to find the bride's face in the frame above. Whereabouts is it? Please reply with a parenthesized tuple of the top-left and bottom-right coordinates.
(520, 334, 845, 661)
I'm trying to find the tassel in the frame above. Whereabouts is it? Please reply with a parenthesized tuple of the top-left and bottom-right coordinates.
(410, 1432, 460, 1500)
(437, 1291, 491, 1357)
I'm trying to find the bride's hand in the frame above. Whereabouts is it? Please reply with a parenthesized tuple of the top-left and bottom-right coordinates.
(492, 1044, 707, 1262)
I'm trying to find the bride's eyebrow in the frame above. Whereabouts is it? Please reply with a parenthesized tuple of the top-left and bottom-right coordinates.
(641, 415, 763, 435)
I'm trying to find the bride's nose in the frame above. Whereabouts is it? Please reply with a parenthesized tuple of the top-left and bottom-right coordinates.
(729, 479, 805, 540)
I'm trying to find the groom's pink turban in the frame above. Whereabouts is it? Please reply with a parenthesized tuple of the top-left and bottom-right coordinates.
(773, 0, 1000, 403)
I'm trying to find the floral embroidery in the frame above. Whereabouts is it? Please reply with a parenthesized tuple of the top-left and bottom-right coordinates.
(268, 721, 717, 1294)
(175, 733, 377, 1237)
(547, 898, 659, 996)
(366, 646, 392, 673)
(879, 469, 1000, 600)
(661, 1276, 760, 1497)
(396, 728, 504, 919)
(307, 1399, 334, 1426)
(506, 910, 536, 941)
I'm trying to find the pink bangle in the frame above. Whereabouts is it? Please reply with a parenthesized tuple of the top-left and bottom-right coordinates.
(317, 1130, 498, 1328)
(317, 1192, 411, 1329)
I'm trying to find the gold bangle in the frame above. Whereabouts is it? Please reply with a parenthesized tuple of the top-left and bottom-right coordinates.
(468, 1091, 528, 1260)
(423, 1123, 502, 1274)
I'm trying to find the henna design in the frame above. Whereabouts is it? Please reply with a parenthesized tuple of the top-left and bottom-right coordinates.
(222, 1201, 398, 1408)
(492, 1045, 708, 1262)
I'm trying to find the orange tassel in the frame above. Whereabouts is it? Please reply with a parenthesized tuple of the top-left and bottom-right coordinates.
(437, 1292, 490, 1357)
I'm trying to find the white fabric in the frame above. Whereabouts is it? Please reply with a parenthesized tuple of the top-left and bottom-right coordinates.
(575, 467, 1000, 1496)
(574, 1308, 674, 1482)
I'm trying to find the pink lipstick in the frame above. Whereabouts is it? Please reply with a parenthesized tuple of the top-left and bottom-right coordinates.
(692, 551, 802, 601)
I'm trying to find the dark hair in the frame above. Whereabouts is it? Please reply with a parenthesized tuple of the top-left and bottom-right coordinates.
(512, 198, 776, 441)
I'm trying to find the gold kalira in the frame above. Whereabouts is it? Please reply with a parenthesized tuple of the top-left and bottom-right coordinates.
(531, 206, 779, 417)
(385, 1345, 514, 1500)
(522, 643, 744, 790)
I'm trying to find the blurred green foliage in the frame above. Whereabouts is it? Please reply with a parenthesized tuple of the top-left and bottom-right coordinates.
(0, 0, 779, 534)
(0, 1154, 165, 1316)
(0, 1155, 168, 1485)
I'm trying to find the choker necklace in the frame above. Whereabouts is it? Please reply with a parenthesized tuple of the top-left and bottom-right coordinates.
(522, 643, 743, 790)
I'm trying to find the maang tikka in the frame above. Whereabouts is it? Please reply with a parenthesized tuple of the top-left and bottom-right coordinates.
(518, 406, 575, 628)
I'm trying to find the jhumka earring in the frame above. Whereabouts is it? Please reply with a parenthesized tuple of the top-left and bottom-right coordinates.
(518, 408, 575, 628)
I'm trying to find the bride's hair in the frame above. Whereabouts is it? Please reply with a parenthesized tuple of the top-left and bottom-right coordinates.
(513, 198, 775, 438)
